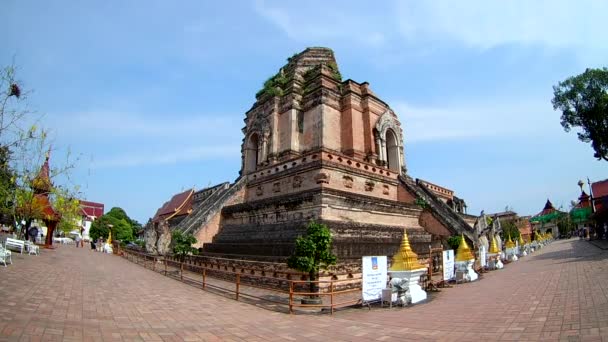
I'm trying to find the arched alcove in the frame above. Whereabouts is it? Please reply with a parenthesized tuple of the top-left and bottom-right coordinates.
(244, 133, 259, 174)
(385, 129, 400, 172)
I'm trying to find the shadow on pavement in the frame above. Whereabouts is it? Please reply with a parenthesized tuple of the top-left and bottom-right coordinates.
(529, 239, 608, 265)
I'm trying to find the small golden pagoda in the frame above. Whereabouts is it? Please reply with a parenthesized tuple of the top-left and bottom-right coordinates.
(390, 230, 426, 271)
(107, 231, 112, 245)
(489, 234, 500, 254)
(505, 234, 515, 249)
(518, 234, 525, 246)
(455, 234, 475, 262)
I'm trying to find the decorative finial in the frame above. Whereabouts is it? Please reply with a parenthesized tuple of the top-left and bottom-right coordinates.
(389, 230, 426, 271)
(455, 234, 475, 262)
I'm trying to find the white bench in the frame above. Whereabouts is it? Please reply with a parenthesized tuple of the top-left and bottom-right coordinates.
(5, 238, 25, 254)
(0, 246, 11, 266)
(25, 241, 40, 255)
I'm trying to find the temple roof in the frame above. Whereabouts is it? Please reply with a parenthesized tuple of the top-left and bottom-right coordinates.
(31, 152, 52, 193)
(80, 200, 104, 219)
(531, 199, 565, 223)
(152, 189, 194, 222)
(592, 179, 608, 213)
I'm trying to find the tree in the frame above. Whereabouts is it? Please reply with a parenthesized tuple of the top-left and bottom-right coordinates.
(501, 221, 521, 241)
(171, 230, 198, 261)
(552, 68, 608, 161)
(1, 65, 82, 242)
(287, 221, 337, 301)
(89, 207, 136, 242)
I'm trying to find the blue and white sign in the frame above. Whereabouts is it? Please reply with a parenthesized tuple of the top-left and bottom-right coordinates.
(362, 256, 387, 302)
(442, 250, 455, 281)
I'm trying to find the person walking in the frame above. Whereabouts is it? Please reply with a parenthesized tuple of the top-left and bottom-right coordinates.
(75, 234, 82, 248)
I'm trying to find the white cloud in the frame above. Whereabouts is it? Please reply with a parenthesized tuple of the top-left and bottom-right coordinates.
(393, 98, 558, 143)
(253, 0, 388, 47)
(395, 0, 608, 51)
(92, 144, 240, 168)
(52, 110, 242, 140)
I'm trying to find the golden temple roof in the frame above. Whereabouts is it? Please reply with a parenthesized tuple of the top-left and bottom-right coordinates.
(455, 234, 475, 262)
(489, 234, 500, 254)
(389, 230, 426, 271)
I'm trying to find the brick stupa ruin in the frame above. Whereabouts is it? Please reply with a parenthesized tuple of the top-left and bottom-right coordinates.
(145, 47, 476, 266)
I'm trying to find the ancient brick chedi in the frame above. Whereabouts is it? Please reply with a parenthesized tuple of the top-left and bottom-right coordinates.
(199, 47, 474, 262)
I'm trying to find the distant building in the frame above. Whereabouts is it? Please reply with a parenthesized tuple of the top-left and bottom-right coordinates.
(530, 199, 564, 237)
(79, 200, 104, 241)
(591, 179, 608, 236)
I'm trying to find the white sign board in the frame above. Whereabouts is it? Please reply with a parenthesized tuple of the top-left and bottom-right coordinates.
(479, 245, 487, 267)
(442, 250, 455, 281)
(362, 256, 387, 302)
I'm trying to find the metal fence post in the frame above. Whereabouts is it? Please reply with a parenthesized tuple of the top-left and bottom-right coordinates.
(180, 262, 184, 281)
(202, 268, 206, 289)
(289, 281, 293, 314)
(330, 281, 334, 315)
(236, 274, 240, 301)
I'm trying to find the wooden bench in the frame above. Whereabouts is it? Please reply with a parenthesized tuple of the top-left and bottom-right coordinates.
(5, 237, 25, 254)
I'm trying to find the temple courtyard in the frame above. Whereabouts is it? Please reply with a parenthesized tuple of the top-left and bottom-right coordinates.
(1, 239, 608, 341)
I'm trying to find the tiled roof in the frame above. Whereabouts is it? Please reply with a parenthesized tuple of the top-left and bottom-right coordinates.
(152, 189, 194, 222)
(535, 199, 557, 217)
(592, 179, 608, 212)
(80, 200, 104, 219)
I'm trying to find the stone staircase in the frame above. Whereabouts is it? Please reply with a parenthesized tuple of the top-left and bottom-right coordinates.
(399, 175, 477, 244)
(177, 177, 247, 236)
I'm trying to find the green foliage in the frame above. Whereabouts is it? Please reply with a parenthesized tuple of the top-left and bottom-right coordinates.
(446, 235, 461, 250)
(89, 207, 136, 242)
(327, 62, 342, 82)
(557, 213, 575, 236)
(255, 72, 290, 99)
(286, 52, 299, 63)
(287, 221, 337, 276)
(171, 230, 198, 260)
(501, 221, 521, 240)
(552, 67, 608, 161)
(0, 146, 16, 224)
(414, 197, 428, 209)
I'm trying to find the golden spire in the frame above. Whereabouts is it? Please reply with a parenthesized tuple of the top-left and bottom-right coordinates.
(455, 234, 475, 262)
(489, 234, 500, 254)
(505, 233, 515, 248)
(107, 231, 112, 245)
(390, 230, 426, 271)
(518, 234, 525, 246)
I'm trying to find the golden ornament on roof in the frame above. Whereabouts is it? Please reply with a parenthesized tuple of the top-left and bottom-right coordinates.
(455, 234, 475, 262)
(489, 234, 500, 254)
(390, 230, 426, 271)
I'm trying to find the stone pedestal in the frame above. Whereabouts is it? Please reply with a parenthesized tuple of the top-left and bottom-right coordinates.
(455, 259, 478, 282)
(508, 248, 518, 261)
(520, 246, 527, 257)
(388, 268, 427, 305)
(487, 253, 503, 270)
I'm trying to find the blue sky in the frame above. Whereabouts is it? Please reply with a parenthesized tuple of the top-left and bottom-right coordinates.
(2, 1, 607, 223)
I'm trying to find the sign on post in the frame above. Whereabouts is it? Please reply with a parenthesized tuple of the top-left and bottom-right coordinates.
(442, 250, 455, 281)
(479, 245, 487, 267)
(361, 256, 387, 302)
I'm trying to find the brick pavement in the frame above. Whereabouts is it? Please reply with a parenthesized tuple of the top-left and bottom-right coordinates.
(1, 238, 608, 341)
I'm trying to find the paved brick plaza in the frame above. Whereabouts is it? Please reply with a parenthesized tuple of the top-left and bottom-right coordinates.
(1, 239, 608, 341)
